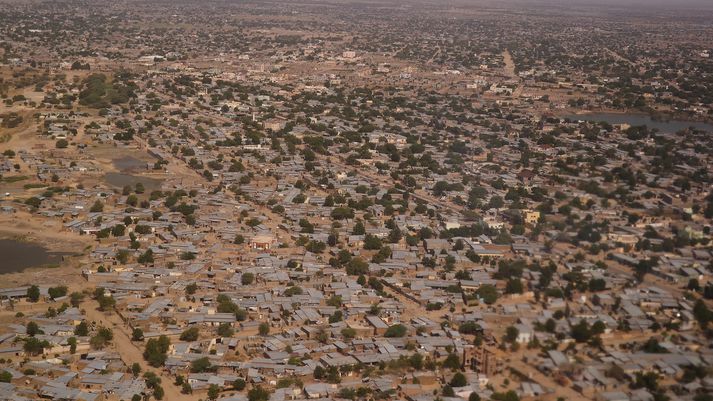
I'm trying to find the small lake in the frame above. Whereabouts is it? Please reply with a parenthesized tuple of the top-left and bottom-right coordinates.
(0, 239, 70, 273)
(113, 156, 150, 172)
(104, 173, 163, 192)
(563, 113, 713, 133)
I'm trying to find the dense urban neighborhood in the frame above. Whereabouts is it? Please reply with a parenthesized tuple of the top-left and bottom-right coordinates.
(0, 1, 712, 401)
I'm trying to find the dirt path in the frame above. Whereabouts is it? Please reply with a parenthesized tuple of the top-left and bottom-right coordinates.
(81, 301, 195, 401)
(501, 49, 517, 78)
(604, 48, 635, 68)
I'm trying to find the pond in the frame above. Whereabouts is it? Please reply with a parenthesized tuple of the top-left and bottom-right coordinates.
(0, 239, 71, 273)
(563, 112, 713, 133)
(113, 156, 150, 172)
(103, 173, 163, 192)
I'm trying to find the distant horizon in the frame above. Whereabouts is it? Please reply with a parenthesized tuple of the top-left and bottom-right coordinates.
(248, 0, 713, 11)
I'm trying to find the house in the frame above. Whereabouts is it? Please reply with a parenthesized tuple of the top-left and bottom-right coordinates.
(250, 235, 276, 250)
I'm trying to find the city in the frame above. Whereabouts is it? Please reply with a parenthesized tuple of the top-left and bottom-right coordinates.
(0, 1, 711, 401)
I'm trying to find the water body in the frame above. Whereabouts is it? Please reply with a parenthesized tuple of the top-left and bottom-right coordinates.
(103, 173, 162, 192)
(113, 156, 149, 172)
(563, 113, 713, 133)
(0, 239, 69, 273)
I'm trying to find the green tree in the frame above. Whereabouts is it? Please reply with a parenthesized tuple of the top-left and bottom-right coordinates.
(442, 353, 461, 370)
(475, 284, 498, 304)
(26, 285, 40, 302)
(0, 371, 12, 383)
(67, 336, 77, 354)
(26, 321, 40, 337)
(450, 372, 467, 387)
(248, 386, 270, 401)
(217, 323, 234, 337)
(143, 336, 170, 367)
(89, 200, 104, 212)
(23, 337, 49, 355)
(74, 321, 89, 336)
(233, 378, 246, 391)
(132, 328, 144, 341)
(70, 292, 84, 307)
(131, 362, 141, 377)
(47, 286, 68, 299)
(208, 384, 220, 400)
(505, 279, 524, 294)
(384, 324, 407, 337)
(190, 357, 213, 373)
(258, 322, 270, 336)
(241, 272, 255, 285)
(180, 326, 200, 341)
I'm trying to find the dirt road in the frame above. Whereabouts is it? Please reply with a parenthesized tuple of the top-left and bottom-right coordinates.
(81, 301, 195, 401)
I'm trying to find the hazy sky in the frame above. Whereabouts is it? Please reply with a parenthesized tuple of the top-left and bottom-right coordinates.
(403, 0, 713, 10)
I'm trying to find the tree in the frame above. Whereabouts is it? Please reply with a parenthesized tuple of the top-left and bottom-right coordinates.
(341, 327, 356, 339)
(0, 371, 12, 383)
(505, 279, 523, 294)
(570, 320, 591, 343)
(25, 197, 41, 209)
(352, 220, 365, 235)
(693, 300, 712, 327)
(233, 378, 246, 391)
(143, 336, 170, 367)
(90, 200, 104, 212)
(363, 234, 382, 250)
(131, 362, 141, 377)
(67, 336, 77, 354)
(111, 224, 125, 237)
(138, 249, 154, 264)
(26, 285, 40, 302)
(55, 139, 69, 149)
(185, 282, 198, 295)
(23, 337, 49, 355)
(248, 386, 270, 401)
(132, 328, 144, 341)
(442, 353, 461, 370)
(469, 392, 482, 401)
(258, 322, 270, 336)
(97, 294, 116, 311)
(589, 278, 607, 292)
(241, 272, 255, 285)
(443, 385, 455, 397)
(208, 384, 220, 400)
(314, 365, 325, 380)
(217, 323, 234, 337)
(459, 321, 481, 335)
(492, 390, 520, 401)
(346, 257, 369, 275)
(70, 292, 84, 307)
(475, 284, 498, 304)
(90, 327, 113, 349)
(384, 324, 407, 337)
(504, 326, 519, 343)
(450, 372, 467, 387)
(26, 321, 40, 336)
(331, 207, 355, 220)
(190, 357, 213, 373)
(180, 326, 200, 341)
(74, 321, 89, 336)
(153, 385, 164, 400)
(48, 286, 68, 299)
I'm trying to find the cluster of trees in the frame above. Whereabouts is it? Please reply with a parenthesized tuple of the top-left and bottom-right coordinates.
(143, 335, 171, 367)
(79, 73, 134, 108)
